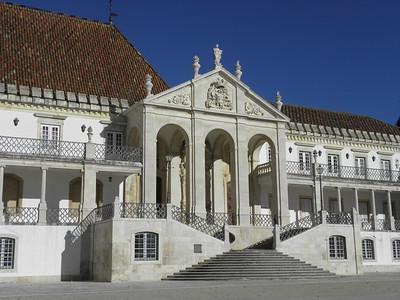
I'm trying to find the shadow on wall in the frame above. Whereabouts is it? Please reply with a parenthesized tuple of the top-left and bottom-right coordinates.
(61, 229, 92, 281)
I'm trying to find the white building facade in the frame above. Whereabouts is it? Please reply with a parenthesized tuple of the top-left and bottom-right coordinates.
(1, 2, 400, 282)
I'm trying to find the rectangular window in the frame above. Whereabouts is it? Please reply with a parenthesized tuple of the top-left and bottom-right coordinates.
(41, 124, 60, 150)
(354, 157, 366, 178)
(0, 238, 15, 269)
(362, 239, 374, 260)
(105, 131, 123, 159)
(135, 232, 158, 261)
(299, 151, 311, 172)
(329, 235, 347, 259)
(393, 240, 400, 260)
(327, 154, 339, 175)
(381, 160, 391, 181)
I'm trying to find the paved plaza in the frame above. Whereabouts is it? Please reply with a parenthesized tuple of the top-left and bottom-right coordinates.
(1, 274, 400, 300)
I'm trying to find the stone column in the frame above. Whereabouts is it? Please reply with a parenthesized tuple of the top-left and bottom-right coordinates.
(387, 190, 395, 230)
(0, 165, 4, 224)
(192, 121, 206, 217)
(235, 135, 250, 226)
(371, 189, 377, 230)
(142, 112, 157, 204)
(38, 167, 48, 224)
(337, 187, 342, 212)
(274, 124, 290, 225)
(82, 165, 97, 218)
(354, 188, 359, 212)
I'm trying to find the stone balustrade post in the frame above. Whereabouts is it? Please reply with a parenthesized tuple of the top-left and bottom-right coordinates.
(166, 203, 173, 221)
(273, 224, 281, 250)
(85, 142, 96, 160)
(38, 167, 48, 225)
(114, 196, 121, 220)
(321, 210, 327, 224)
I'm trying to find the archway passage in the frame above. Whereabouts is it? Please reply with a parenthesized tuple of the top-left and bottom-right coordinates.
(248, 134, 277, 225)
(69, 178, 103, 209)
(3, 174, 23, 208)
(204, 129, 236, 224)
(156, 124, 189, 210)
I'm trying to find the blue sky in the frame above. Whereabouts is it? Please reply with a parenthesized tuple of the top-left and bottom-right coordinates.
(9, 0, 400, 124)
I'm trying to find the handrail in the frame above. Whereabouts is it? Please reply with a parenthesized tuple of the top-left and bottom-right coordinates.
(280, 212, 322, 241)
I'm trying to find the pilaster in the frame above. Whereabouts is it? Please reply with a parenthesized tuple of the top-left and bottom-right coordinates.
(82, 165, 97, 218)
(0, 165, 4, 224)
(38, 167, 48, 225)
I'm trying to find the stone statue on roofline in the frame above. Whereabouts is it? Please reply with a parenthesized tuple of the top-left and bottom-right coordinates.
(213, 44, 222, 69)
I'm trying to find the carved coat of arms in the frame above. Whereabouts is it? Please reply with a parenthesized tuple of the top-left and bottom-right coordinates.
(205, 78, 232, 110)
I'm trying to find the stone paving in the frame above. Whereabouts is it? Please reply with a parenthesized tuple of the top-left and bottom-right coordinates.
(1, 273, 400, 300)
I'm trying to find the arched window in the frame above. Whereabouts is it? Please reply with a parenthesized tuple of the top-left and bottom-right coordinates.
(134, 232, 158, 261)
(329, 235, 347, 259)
(393, 240, 400, 260)
(0, 237, 15, 269)
(362, 239, 375, 260)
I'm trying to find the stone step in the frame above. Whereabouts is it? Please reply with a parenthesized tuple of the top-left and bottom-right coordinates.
(164, 249, 336, 281)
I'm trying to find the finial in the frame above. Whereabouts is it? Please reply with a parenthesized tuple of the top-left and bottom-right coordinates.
(213, 44, 223, 69)
(87, 126, 93, 142)
(108, 0, 118, 24)
(144, 74, 153, 98)
(192, 56, 201, 78)
(275, 91, 283, 111)
(234, 60, 242, 80)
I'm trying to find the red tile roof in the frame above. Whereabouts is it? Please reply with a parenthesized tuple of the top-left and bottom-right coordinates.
(0, 1, 169, 105)
(281, 103, 400, 136)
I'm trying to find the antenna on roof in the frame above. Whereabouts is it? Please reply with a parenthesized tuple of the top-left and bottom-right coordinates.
(108, 0, 118, 24)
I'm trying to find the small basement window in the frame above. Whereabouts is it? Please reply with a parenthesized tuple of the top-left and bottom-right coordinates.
(0, 238, 15, 269)
(329, 235, 347, 259)
(134, 232, 158, 261)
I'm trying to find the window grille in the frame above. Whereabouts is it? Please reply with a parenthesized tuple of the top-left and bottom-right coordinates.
(0, 238, 15, 269)
(329, 235, 347, 259)
(362, 239, 374, 260)
(134, 232, 158, 261)
(393, 240, 400, 260)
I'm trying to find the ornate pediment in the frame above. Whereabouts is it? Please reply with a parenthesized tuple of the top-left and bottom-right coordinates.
(205, 78, 232, 110)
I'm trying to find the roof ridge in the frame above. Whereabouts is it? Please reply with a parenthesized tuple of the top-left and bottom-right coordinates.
(0, 1, 109, 26)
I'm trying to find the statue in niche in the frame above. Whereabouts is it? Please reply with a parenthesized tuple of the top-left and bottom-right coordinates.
(179, 158, 186, 210)
(206, 78, 232, 110)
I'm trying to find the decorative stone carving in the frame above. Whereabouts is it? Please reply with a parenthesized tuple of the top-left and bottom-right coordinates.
(205, 78, 232, 110)
(168, 94, 190, 106)
(213, 44, 222, 69)
(245, 102, 263, 116)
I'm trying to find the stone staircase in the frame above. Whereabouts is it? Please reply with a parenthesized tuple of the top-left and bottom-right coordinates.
(164, 249, 336, 280)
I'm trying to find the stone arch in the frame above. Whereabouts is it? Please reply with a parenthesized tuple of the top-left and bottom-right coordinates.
(156, 124, 190, 210)
(3, 174, 23, 208)
(204, 129, 236, 223)
(69, 178, 103, 209)
(247, 134, 277, 220)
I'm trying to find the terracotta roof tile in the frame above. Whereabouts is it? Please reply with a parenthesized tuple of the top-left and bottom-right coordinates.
(281, 103, 400, 136)
(0, 1, 169, 105)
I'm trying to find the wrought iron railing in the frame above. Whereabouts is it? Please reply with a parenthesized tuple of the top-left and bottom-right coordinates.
(286, 161, 313, 176)
(70, 204, 114, 243)
(206, 212, 236, 226)
(3, 207, 39, 225)
(256, 162, 272, 176)
(326, 212, 353, 225)
(360, 217, 373, 231)
(250, 213, 274, 226)
(287, 161, 400, 183)
(280, 212, 321, 241)
(120, 203, 167, 219)
(171, 206, 224, 241)
(94, 144, 142, 162)
(46, 208, 80, 225)
(376, 219, 390, 231)
(0, 135, 85, 160)
(395, 220, 400, 231)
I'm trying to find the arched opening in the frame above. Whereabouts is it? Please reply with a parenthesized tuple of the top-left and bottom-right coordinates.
(205, 129, 236, 224)
(248, 135, 277, 225)
(125, 126, 141, 203)
(3, 174, 23, 208)
(156, 124, 189, 210)
(69, 178, 103, 209)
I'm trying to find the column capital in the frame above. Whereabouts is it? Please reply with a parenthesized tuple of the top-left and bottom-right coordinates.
(0, 165, 5, 168)
(41, 166, 48, 171)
